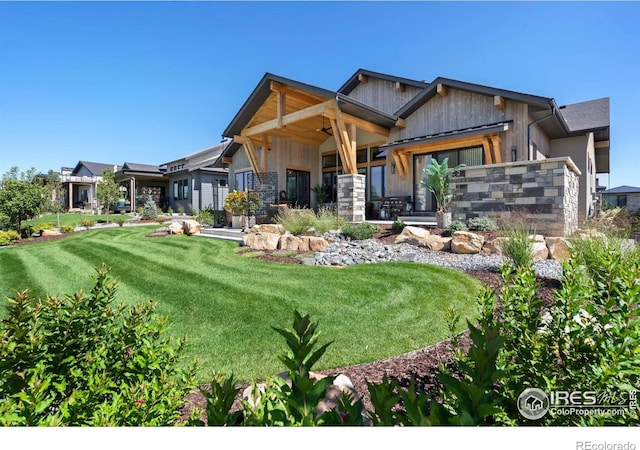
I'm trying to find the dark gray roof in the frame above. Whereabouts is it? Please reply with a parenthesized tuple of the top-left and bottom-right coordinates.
(121, 162, 165, 175)
(381, 121, 514, 151)
(601, 185, 640, 194)
(396, 77, 553, 119)
(558, 98, 609, 132)
(338, 68, 428, 95)
(72, 161, 114, 176)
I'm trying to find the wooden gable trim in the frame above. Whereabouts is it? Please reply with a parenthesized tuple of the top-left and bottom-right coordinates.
(234, 135, 263, 174)
(437, 83, 448, 97)
(241, 100, 335, 138)
(494, 95, 505, 110)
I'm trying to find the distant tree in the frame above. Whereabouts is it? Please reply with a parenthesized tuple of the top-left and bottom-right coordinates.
(1, 166, 40, 189)
(0, 180, 47, 231)
(96, 168, 119, 223)
(46, 170, 65, 227)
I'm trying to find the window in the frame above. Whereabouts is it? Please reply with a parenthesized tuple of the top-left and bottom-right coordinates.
(322, 153, 341, 169)
(603, 195, 627, 209)
(369, 166, 385, 201)
(235, 171, 252, 191)
(356, 149, 367, 164)
(370, 147, 386, 161)
(173, 179, 189, 200)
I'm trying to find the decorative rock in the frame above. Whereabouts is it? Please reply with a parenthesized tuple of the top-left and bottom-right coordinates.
(279, 234, 301, 251)
(182, 220, 201, 236)
(245, 232, 280, 250)
(482, 237, 509, 255)
(545, 237, 570, 260)
(532, 241, 550, 260)
(422, 234, 446, 251)
(41, 229, 61, 236)
(306, 236, 329, 252)
(249, 224, 285, 235)
(395, 226, 430, 246)
(168, 222, 184, 235)
(529, 234, 546, 243)
(451, 231, 485, 254)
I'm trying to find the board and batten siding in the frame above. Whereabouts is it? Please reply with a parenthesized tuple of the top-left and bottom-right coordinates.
(347, 78, 424, 115)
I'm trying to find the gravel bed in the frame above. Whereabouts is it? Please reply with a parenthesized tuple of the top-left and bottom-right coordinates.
(313, 238, 563, 280)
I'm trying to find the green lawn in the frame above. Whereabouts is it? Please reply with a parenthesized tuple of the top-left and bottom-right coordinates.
(0, 226, 481, 381)
(26, 212, 135, 228)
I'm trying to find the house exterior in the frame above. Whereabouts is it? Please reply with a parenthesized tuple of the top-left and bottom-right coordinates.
(163, 140, 230, 214)
(61, 161, 116, 211)
(114, 163, 168, 212)
(601, 186, 640, 212)
(218, 69, 610, 235)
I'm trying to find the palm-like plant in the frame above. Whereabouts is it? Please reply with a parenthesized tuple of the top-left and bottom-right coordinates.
(421, 158, 463, 215)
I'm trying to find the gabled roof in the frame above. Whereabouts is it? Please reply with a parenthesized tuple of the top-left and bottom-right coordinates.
(601, 185, 640, 195)
(72, 161, 114, 176)
(338, 68, 428, 95)
(222, 73, 335, 139)
(120, 162, 165, 175)
(396, 77, 553, 119)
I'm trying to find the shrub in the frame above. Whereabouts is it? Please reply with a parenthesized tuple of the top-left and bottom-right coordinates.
(391, 219, 406, 233)
(443, 220, 467, 237)
(276, 207, 317, 236)
(313, 207, 343, 234)
(60, 224, 75, 234)
(341, 222, 380, 241)
(114, 215, 127, 227)
(167, 207, 174, 215)
(141, 196, 158, 220)
(137, 206, 144, 215)
(0, 230, 20, 246)
(468, 217, 498, 232)
(196, 209, 214, 226)
(177, 205, 185, 216)
(0, 265, 197, 425)
(501, 226, 533, 271)
(32, 223, 54, 234)
(80, 218, 95, 228)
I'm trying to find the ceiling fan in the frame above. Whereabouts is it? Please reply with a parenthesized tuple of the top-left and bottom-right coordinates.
(315, 115, 333, 136)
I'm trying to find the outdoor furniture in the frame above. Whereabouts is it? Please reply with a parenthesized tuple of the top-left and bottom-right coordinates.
(379, 196, 413, 220)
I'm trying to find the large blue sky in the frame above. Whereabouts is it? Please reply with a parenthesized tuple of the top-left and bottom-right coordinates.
(1, 1, 638, 188)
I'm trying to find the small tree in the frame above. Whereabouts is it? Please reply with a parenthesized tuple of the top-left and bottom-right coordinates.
(141, 195, 158, 220)
(0, 179, 46, 231)
(46, 170, 65, 228)
(421, 158, 464, 228)
(96, 168, 119, 223)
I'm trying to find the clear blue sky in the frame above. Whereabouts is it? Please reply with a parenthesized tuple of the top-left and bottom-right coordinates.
(1, 1, 638, 188)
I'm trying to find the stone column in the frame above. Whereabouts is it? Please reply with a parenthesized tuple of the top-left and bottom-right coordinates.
(337, 173, 366, 223)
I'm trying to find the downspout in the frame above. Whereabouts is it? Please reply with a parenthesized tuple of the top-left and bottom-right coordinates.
(527, 105, 556, 160)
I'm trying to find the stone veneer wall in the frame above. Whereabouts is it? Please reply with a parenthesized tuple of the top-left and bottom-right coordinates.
(337, 174, 366, 222)
(450, 157, 581, 236)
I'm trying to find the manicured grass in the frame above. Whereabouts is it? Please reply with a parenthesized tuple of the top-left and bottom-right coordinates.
(26, 212, 135, 228)
(0, 226, 481, 381)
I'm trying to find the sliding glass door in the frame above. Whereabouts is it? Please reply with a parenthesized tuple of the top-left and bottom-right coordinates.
(286, 169, 310, 207)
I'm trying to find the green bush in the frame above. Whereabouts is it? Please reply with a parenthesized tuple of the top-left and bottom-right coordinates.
(60, 224, 75, 234)
(20, 224, 34, 239)
(0, 230, 20, 246)
(443, 220, 467, 237)
(33, 223, 54, 233)
(501, 226, 533, 271)
(313, 208, 343, 234)
(468, 217, 498, 232)
(196, 209, 214, 226)
(177, 205, 185, 216)
(341, 222, 381, 241)
(141, 196, 158, 220)
(391, 219, 406, 232)
(114, 215, 127, 227)
(0, 265, 197, 425)
(80, 218, 95, 228)
(276, 207, 317, 236)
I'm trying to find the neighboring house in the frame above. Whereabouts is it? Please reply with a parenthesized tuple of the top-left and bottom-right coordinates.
(115, 163, 168, 212)
(601, 186, 640, 212)
(164, 140, 230, 214)
(61, 161, 116, 211)
(218, 69, 610, 235)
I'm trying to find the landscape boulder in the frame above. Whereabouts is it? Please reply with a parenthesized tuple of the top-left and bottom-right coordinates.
(182, 220, 201, 236)
(279, 234, 302, 251)
(168, 221, 184, 235)
(244, 232, 280, 250)
(545, 237, 570, 261)
(41, 229, 61, 237)
(482, 237, 509, 255)
(529, 234, 549, 260)
(451, 231, 485, 254)
(249, 224, 285, 235)
(305, 236, 329, 252)
(394, 226, 430, 246)
(422, 234, 447, 251)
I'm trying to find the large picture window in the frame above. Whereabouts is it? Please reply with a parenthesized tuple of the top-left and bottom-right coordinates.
(369, 165, 385, 201)
(173, 179, 189, 200)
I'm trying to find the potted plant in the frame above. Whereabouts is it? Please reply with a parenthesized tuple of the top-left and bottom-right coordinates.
(311, 184, 329, 207)
(224, 190, 262, 228)
(421, 158, 464, 228)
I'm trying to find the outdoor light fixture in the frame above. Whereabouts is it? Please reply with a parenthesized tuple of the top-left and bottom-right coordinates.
(511, 146, 517, 162)
(391, 162, 396, 174)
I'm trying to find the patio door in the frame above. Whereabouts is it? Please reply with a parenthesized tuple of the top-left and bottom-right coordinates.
(286, 169, 310, 207)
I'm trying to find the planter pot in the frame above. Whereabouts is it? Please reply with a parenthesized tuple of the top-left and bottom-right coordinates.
(436, 212, 452, 229)
(231, 215, 246, 229)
